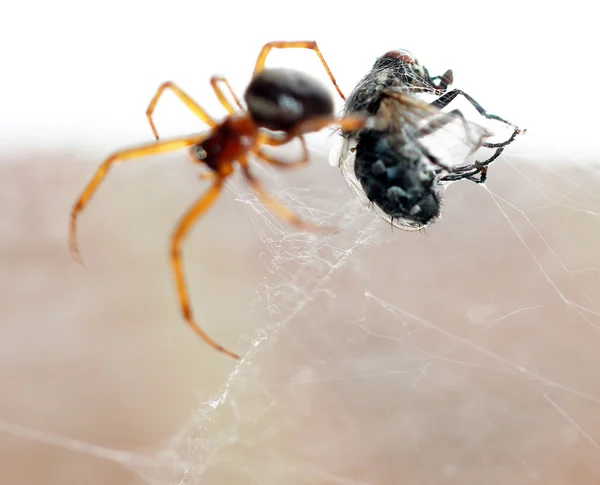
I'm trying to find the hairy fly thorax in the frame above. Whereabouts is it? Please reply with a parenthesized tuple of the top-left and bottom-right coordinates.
(344, 50, 449, 120)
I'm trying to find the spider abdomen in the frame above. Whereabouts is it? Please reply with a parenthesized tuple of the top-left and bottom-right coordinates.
(244, 68, 334, 132)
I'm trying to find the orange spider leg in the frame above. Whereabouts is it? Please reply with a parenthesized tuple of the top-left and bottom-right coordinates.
(70, 134, 208, 263)
(257, 114, 367, 149)
(292, 114, 367, 137)
(239, 161, 329, 233)
(170, 179, 239, 360)
(252, 135, 309, 169)
(252, 41, 346, 101)
(196, 171, 217, 181)
(146, 81, 218, 140)
(252, 114, 365, 171)
(210, 75, 244, 113)
(255, 130, 290, 147)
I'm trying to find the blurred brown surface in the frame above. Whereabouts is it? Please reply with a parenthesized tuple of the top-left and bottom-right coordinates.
(1, 147, 599, 485)
(0, 151, 262, 484)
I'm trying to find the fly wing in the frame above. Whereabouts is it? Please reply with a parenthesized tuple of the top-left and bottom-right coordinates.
(378, 91, 492, 171)
(333, 92, 492, 231)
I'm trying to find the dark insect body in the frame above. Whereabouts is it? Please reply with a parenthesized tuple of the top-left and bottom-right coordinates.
(338, 49, 522, 230)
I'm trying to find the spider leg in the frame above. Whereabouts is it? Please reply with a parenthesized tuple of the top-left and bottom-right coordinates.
(252, 41, 346, 101)
(252, 136, 309, 169)
(292, 114, 366, 138)
(197, 171, 217, 181)
(254, 114, 365, 150)
(239, 161, 329, 233)
(170, 179, 239, 360)
(256, 130, 294, 147)
(70, 134, 208, 263)
(210, 75, 244, 113)
(146, 81, 218, 140)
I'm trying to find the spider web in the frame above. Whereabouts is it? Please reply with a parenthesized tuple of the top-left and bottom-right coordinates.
(2, 108, 600, 485)
(120, 124, 599, 484)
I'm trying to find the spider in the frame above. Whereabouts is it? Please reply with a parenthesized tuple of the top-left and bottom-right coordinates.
(336, 49, 523, 230)
(69, 41, 365, 360)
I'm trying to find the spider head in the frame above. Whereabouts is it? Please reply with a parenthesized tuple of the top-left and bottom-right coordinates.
(382, 49, 453, 93)
(244, 68, 334, 132)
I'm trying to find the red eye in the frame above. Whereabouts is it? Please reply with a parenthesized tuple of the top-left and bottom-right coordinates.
(383, 50, 415, 64)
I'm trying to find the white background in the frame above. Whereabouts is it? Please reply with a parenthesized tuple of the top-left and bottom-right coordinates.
(1, 0, 597, 155)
